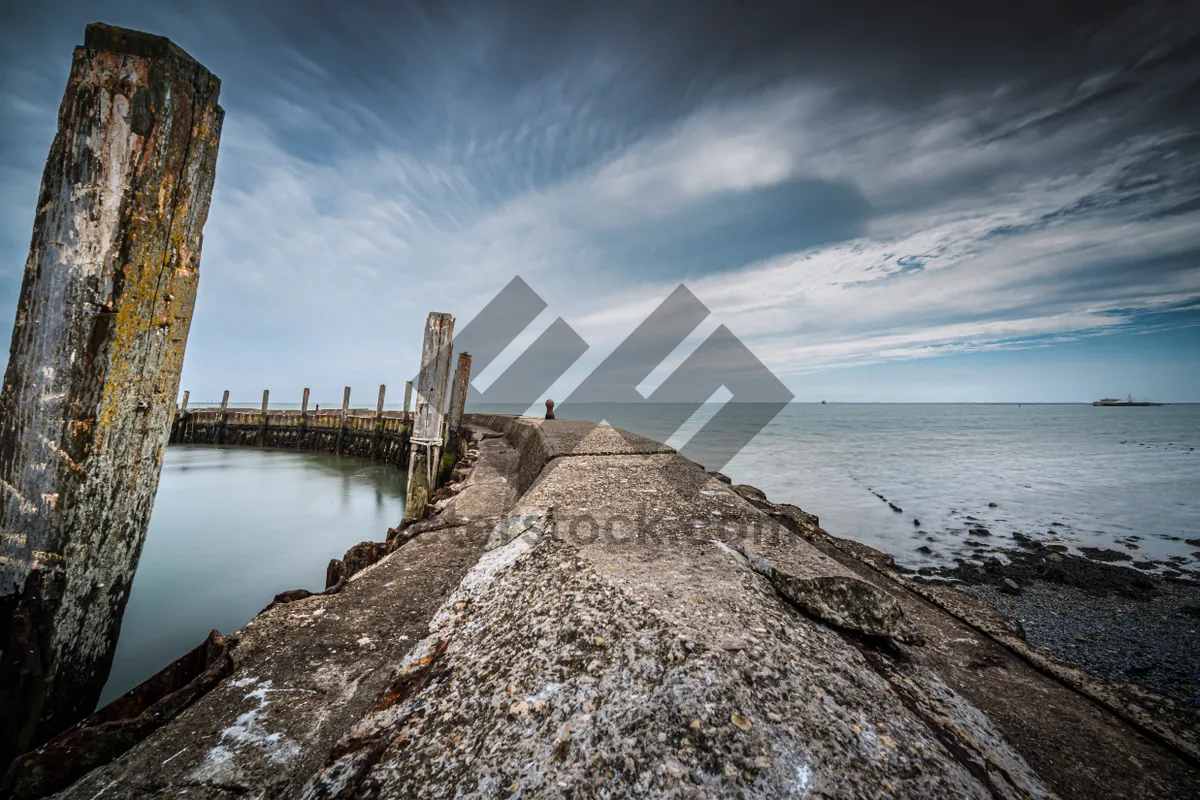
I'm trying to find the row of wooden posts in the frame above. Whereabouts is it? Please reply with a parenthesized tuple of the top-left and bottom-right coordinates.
(178, 381, 412, 452)
(175, 313, 473, 522)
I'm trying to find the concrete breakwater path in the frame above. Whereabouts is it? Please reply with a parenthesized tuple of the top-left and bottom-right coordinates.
(5, 415, 1194, 798)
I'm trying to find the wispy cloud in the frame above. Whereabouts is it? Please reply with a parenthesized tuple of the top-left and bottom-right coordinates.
(0, 1, 1198, 402)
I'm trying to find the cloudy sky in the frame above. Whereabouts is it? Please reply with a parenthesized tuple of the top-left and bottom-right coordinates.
(2, 0, 1199, 405)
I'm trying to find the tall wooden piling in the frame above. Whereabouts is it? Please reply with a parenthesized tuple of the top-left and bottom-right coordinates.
(335, 387, 351, 454)
(446, 353, 472, 457)
(215, 390, 230, 444)
(300, 388, 310, 448)
(258, 390, 270, 446)
(371, 384, 386, 459)
(403, 381, 413, 425)
(405, 314, 455, 519)
(179, 391, 192, 442)
(0, 23, 223, 760)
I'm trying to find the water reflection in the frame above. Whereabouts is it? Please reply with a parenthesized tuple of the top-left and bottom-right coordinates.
(100, 445, 406, 705)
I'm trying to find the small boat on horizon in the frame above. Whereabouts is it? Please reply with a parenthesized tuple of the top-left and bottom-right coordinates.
(1092, 395, 1162, 407)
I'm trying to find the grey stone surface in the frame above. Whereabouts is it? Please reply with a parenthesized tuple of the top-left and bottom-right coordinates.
(503, 418, 675, 497)
(299, 507, 1046, 799)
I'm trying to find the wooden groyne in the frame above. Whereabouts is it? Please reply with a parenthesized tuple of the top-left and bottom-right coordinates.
(169, 388, 413, 466)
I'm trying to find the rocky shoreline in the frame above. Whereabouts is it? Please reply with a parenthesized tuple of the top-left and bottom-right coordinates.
(901, 541, 1200, 708)
(838, 481, 1200, 707)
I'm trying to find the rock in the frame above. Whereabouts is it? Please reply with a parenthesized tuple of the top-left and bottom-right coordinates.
(913, 518, 921, 526)
(735, 543, 925, 646)
(764, 503, 821, 537)
(1047, 553, 1063, 563)
(970, 526, 991, 536)
(325, 559, 345, 589)
(916, 546, 934, 554)
(731, 484, 768, 504)
(708, 470, 733, 484)
(1185, 538, 1200, 547)
(342, 541, 386, 579)
(1001, 578, 1020, 594)
(1079, 547, 1133, 563)
(889, 502, 904, 513)
(989, 502, 999, 508)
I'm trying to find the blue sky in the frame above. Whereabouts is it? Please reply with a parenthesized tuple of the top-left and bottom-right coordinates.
(1, 0, 1199, 405)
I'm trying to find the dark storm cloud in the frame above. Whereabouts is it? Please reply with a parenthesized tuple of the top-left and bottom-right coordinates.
(0, 0, 1198, 398)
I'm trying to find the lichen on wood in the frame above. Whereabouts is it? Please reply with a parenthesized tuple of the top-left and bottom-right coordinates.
(0, 23, 223, 762)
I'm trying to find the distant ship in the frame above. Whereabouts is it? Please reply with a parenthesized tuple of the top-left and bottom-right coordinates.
(1092, 395, 1161, 407)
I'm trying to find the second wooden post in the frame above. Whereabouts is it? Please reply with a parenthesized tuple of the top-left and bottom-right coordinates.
(405, 313, 454, 519)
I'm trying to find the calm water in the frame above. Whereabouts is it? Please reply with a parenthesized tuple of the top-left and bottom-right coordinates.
(101, 446, 406, 705)
(716, 404, 1200, 571)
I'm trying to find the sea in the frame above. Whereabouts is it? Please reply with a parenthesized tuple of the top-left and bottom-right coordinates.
(100, 446, 407, 705)
(718, 403, 1200, 572)
(101, 402, 1199, 702)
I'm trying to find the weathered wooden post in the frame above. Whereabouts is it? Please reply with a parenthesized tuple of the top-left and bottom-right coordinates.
(405, 314, 454, 519)
(403, 380, 413, 425)
(0, 23, 223, 761)
(335, 386, 351, 454)
(215, 390, 230, 444)
(445, 352, 472, 457)
(176, 390, 192, 443)
(299, 387, 310, 449)
(371, 384, 386, 460)
(258, 389, 270, 446)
